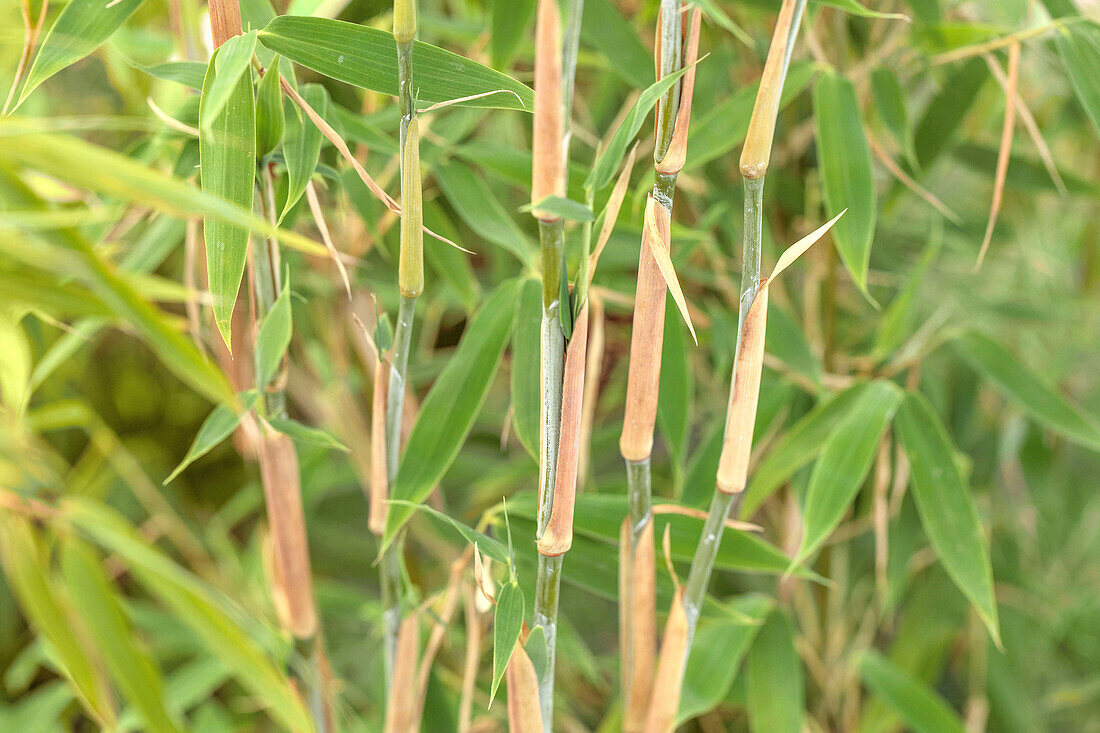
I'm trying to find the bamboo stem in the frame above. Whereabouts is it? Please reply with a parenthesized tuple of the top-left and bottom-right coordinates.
(382, 0, 422, 696)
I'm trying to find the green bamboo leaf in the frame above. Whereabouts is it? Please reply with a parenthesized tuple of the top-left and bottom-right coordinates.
(522, 195, 595, 222)
(281, 84, 328, 221)
(387, 501, 511, 563)
(679, 595, 773, 723)
(859, 650, 966, 733)
(511, 278, 542, 459)
(747, 611, 804, 733)
(813, 0, 911, 21)
(436, 160, 534, 262)
(743, 382, 872, 516)
(0, 311, 32, 415)
(63, 499, 314, 733)
(872, 67, 917, 165)
(1055, 24, 1100, 140)
(165, 391, 260, 484)
(199, 48, 256, 348)
(793, 381, 902, 568)
(914, 58, 986, 170)
(490, 580, 524, 705)
(953, 331, 1100, 450)
(0, 515, 115, 727)
(255, 284, 291, 389)
(136, 61, 208, 90)
(257, 17, 532, 111)
(201, 31, 259, 127)
(59, 540, 184, 733)
(0, 169, 237, 406)
(814, 70, 877, 295)
(766, 306, 823, 389)
(0, 128, 323, 260)
(16, 0, 146, 107)
(268, 417, 348, 452)
(873, 226, 940, 360)
(581, 0, 655, 88)
(894, 391, 1000, 642)
(585, 62, 695, 192)
(256, 56, 285, 158)
(383, 279, 522, 547)
(490, 0, 536, 69)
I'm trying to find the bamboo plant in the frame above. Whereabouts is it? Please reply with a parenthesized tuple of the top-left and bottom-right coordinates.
(5, 0, 1100, 731)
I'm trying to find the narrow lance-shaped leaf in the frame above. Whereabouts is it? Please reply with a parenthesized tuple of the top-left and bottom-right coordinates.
(281, 84, 329, 221)
(491, 0, 537, 69)
(894, 391, 1000, 643)
(0, 127, 325, 259)
(859, 650, 966, 733)
(814, 70, 876, 296)
(747, 611, 803, 733)
(165, 391, 260, 483)
(1054, 23, 1100, 140)
(383, 279, 522, 547)
(0, 515, 115, 727)
(258, 16, 532, 111)
(792, 380, 902, 568)
(953, 331, 1100, 451)
(511, 278, 543, 459)
(491, 581, 525, 705)
(585, 63, 695, 192)
(256, 56, 285, 158)
(201, 31, 260, 126)
(16, 0, 147, 107)
(63, 499, 314, 732)
(199, 51, 257, 348)
(255, 282, 292, 390)
(59, 539, 185, 733)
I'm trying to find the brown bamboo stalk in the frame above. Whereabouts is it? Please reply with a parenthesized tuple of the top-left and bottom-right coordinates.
(641, 587, 689, 733)
(531, 0, 564, 220)
(620, 196, 672, 463)
(620, 519, 657, 733)
(257, 421, 317, 639)
(506, 641, 545, 732)
(370, 357, 390, 536)
(537, 303, 590, 556)
(384, 614, 421, 733)
(715, 279, 769, 494)
(741, 0, 801, 179)
(654, 9, 702, 176)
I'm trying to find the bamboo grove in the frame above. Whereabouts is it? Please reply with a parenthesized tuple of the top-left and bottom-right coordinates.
(2, 0, 1100, 730)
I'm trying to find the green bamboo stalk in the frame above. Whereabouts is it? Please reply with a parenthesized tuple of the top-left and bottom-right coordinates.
(531, 0, 584, 727)
(381, 0, 422, 693)
(682, 0, 807, 646)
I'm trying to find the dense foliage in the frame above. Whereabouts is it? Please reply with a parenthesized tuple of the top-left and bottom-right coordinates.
(2, 0, 1100, 730)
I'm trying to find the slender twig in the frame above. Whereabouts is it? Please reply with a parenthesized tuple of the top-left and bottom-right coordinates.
(380, 0, 423, 698)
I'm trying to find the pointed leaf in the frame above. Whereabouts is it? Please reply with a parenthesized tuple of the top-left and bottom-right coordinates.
(281, 84, 328, 221)
(491, 581, 525, 705)
(17, 0, 146, 106)
(1055, 23, 1100, 140)
(953, 331, 1100, 450)
(793, 380, 902, 567)
(255, 284, 292, 389)
(59, 540, 184, 733)
(199, 51, 257, 347)
(383, 279, 522, 547)
(511, 278, 542, 459)
(201, 32, 259, 127)
(894, 391, 1000, 642)
(258, 16, 532, 111)
(747, 611, 803, 733)
(814, 71, 876, 295)
(859, 650, 966, 733)
(165, 391, 259, 483)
